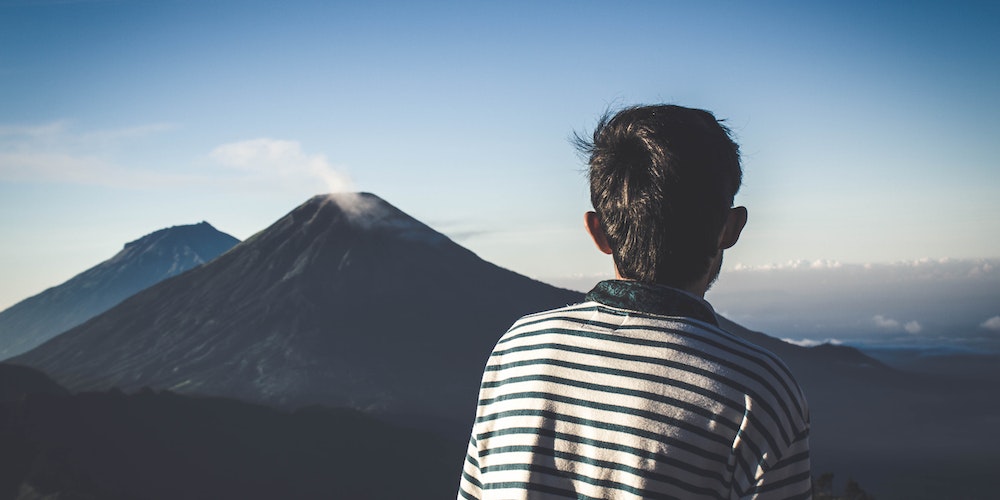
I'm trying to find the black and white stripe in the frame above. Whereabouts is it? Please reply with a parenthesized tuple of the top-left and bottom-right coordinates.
(459, 295, 810, 500)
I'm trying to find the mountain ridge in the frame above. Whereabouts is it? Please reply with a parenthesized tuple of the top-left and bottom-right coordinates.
(0, 221, 239, 360)
(11, 193, 582, 431)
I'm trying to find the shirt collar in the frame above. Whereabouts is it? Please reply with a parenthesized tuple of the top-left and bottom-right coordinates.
(584, 280, 719, 326)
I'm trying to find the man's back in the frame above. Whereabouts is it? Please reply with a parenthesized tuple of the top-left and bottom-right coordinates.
(459, 280, 810, 500)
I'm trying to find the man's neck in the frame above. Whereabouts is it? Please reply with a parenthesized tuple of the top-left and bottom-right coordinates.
(612, 270, 708, 299)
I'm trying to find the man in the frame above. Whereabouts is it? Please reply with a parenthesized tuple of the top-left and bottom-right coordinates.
(458, 105, 811, 499)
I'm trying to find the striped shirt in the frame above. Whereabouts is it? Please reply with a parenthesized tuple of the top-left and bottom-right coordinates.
(459, 280, 811, 500)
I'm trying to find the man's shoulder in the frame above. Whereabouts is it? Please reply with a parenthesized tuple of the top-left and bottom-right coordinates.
(509, 300, 601, 327)
(516, 301, 807, 409)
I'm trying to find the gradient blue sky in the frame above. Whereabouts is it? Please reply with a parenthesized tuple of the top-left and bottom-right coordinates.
(1, 0, 998, 311)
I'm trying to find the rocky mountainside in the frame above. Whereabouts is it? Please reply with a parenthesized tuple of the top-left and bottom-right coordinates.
(12, 193, 582, 433)
(0, 222, 239, 360)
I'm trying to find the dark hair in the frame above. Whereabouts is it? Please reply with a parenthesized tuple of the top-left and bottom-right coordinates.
(574, 104, 742, 287)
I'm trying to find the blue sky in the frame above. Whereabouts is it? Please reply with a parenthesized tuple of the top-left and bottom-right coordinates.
(1, 0, 998, 312)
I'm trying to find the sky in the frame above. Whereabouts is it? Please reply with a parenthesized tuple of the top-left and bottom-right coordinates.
(705, 258, 1000, 352)
(2, 1, 998, 325)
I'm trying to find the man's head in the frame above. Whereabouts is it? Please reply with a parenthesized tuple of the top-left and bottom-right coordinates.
(576, 104, 747, 292)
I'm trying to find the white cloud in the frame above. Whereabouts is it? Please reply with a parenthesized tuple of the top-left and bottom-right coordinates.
(873, 315, 901, 330)
(873, 315, 923, 334)
(0, 123, 352, 195)
(969, 261, 995, 277)
(711, 261, 999, 349)
(781, 338, 843, 347)
(731, 259, 843, 271)
(982, 316, 1000, 332)
(810, 259, 843, 269)
(728, 258, 999, 279)
(210, 138, 352, 194)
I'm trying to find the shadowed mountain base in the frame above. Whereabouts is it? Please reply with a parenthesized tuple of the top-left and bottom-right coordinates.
(719, 317, 1000, 500)
(0, 382, 463, 500)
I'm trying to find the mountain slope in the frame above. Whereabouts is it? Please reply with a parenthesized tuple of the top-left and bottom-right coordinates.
(717, 316, 999, 499)
(0, 222, 239, 360)
(12, 193, 582, 431)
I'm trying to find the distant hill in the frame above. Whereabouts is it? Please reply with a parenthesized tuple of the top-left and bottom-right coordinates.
(0, 363, 68, 402)
(718, 317, 999, 500)
(0, 365, 461, 500)
(11, 193, 582, 433)
(0, 222, 239, 360)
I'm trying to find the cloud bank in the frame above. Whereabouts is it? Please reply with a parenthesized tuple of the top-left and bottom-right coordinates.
(872, 315, 922, 334)
(982, 316, 1000, 332)
(701, 258, 1000, 352)
(781, 338, 843, 348)
(0, 122, 353, 197)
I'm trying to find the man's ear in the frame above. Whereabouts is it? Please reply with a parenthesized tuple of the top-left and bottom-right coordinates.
(719, 206, 748, 250)
(585, 211, 614, 255)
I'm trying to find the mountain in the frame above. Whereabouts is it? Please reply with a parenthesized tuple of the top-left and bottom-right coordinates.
(11, 193, 582, 433)
(718, 317, 999, 500)
(0, 363, 68, 402)
(0, 368, 461, 500)
(0, 222, 239, 360)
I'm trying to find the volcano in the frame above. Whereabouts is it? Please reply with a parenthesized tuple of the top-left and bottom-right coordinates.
(0, 222, 239, 360)
(12, 193, 582, 431)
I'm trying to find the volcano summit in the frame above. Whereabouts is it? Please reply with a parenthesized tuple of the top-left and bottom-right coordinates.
(13, 193, 582, 430)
